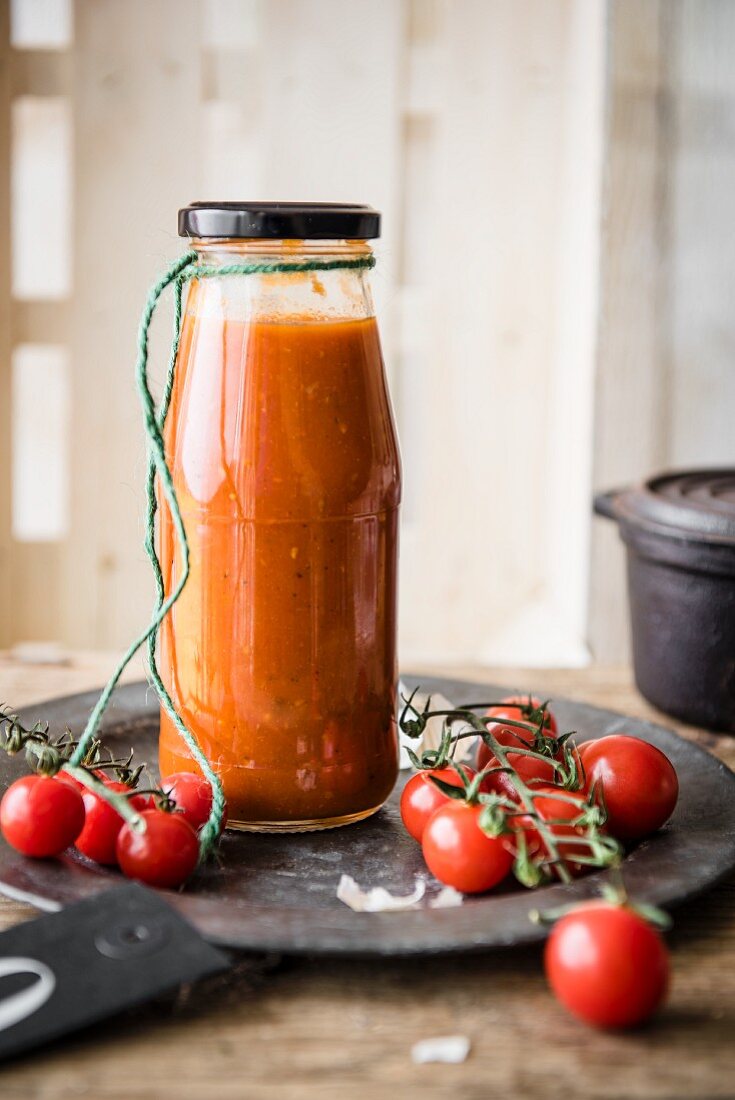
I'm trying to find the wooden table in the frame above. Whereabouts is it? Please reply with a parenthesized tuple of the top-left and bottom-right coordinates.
(0, 652, 734, 1100)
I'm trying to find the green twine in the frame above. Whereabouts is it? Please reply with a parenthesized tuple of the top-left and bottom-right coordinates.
(69, 247, 377, 862)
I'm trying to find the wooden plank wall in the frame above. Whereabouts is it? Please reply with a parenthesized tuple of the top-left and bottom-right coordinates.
(62, 0, 202, 649)
(588, 0, 672, 663)
(588, 0, 735, 661)
(2, 0, 733, 667)
(668, 1, 735, 465)
(2, 11, 71, 645)
(0, 5, 11, 649)
(0, 0, 608, 667)
(398, 0, 605, 666)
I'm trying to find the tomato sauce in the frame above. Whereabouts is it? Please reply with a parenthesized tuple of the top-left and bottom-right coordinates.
(157, 284, 401, 828)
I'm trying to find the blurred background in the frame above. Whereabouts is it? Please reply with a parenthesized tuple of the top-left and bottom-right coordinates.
(0, 0, 733, 670)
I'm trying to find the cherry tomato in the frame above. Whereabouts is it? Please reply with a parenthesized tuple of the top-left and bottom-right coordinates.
(478, 695, 560, 795)
(75, 781, 146, 866)
(160, 772, 228, 834)
(116, 809, 199, 888)
(57, 767, 106, 791)
(421, 800, 513, 894)
(57, 771, 84, 791)
(545, 902, 670, 1028)
(400, 766, 475, 843)
(478, 728, 558, 797)
(578, 735, 678, 842)
(512, 786, 595, 876)
(487, 695, 558, 737)
(0, 775, 85, 858)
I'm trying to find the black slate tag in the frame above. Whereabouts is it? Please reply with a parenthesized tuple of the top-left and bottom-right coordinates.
(0, 883, 230, 1060)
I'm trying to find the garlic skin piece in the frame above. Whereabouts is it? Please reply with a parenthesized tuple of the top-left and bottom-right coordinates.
(397, 684, 477, 770)
(411, 1035, 471, 1064)
(336, 876, 463, 912)
(428, 886, 464, 909)
(336, 874, 426, 912)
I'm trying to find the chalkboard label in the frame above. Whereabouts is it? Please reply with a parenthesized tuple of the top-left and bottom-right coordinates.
(0, 883, 229, 1060)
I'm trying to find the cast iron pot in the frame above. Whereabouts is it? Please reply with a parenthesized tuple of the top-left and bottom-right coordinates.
(595, 469, 735, 733)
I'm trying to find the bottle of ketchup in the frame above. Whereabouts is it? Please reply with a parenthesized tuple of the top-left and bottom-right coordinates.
(158, 203, 401, 830)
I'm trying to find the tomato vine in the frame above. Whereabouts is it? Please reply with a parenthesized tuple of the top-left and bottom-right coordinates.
(399, 691, 622, 886)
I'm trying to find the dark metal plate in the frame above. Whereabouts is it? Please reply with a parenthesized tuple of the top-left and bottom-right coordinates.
(1, 675, 734, 956)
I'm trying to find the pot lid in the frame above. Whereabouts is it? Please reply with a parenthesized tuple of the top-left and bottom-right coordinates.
(595, 469, 735, 544)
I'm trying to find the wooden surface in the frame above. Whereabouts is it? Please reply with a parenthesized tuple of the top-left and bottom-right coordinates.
(0, 652, 734, 1098)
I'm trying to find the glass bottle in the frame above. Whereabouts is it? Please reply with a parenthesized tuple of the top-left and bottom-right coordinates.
(157, 202, 402, 830)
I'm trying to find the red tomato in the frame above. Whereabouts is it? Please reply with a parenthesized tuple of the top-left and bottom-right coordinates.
(58, 768, 117, 793)
(58, 768, 99, 791)
(578, 735, 678, 842)
(116, 809, 199, 889)
(478, 695, 560, 795)
(512, 786, 595, 876)
(478, 728, 558, 797)
(75, 782, 146, 866)
(400, 766, 475, 843)
(0, 775, 85, 858)
(545, 902, 670, 1028)
(421, 800, 513, 894)
(487, 695, 558, 737)
(57, 771, 84, 791)
(160, 772, 228, 834)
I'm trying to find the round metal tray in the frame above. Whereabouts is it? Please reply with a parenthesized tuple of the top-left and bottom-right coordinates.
(1, 675, 733, 956)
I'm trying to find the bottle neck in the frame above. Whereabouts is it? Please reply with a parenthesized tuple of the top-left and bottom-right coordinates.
(183, 239, 376, 324)
(189, 238, 374, 263)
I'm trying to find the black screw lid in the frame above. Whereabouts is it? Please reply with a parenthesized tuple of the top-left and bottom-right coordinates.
(178, 202, 381, 240)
